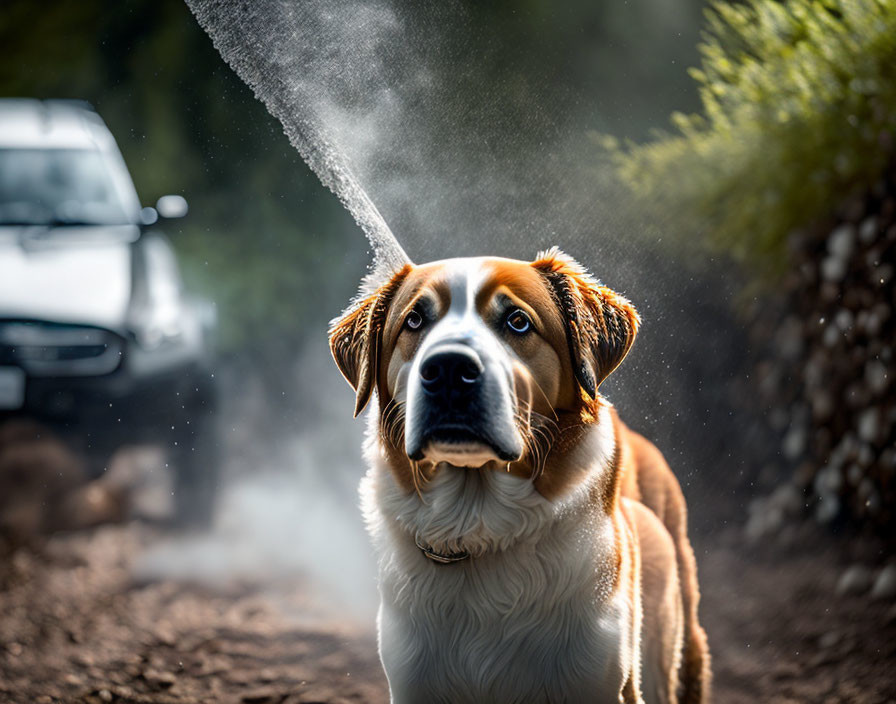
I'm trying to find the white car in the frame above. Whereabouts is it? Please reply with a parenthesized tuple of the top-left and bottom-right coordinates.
(0, 98, 219, 525)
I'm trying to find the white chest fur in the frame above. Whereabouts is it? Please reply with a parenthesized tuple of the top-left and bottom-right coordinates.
(360, 410, 632, 704)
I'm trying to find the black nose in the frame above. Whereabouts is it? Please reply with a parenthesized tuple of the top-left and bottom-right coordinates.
(419, 345, 483, 400)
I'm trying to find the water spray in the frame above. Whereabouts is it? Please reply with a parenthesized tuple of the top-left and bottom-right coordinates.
(186, 0, 413, 289)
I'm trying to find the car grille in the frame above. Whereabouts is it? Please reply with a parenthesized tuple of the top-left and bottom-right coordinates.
(0, 321, 124, 376)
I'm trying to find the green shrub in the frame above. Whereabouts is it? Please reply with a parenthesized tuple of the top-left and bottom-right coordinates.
(605, 0, 896, 269)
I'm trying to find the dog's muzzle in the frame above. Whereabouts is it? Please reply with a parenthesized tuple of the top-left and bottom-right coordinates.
(404, 342, 522, 464)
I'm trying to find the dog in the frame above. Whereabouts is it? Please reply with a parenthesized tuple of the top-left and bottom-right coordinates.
(328, 248, 710, 703)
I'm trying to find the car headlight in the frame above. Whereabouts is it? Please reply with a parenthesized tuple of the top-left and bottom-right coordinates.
(132, 302, 184, 350)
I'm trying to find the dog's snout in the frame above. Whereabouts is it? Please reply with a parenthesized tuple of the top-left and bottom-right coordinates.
(419, 345, 483, 399)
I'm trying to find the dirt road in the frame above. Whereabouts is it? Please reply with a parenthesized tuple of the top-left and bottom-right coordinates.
(0, 422, 894, 703)
(1, 520, 894, 704)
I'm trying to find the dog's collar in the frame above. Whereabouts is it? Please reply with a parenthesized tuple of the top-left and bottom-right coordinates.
(415, 534, 471, 564)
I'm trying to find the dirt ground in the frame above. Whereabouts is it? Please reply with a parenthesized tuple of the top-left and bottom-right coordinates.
(1, 433, 895, 703)
(0, 523, 386, 704)
(698, 530, 896, 704)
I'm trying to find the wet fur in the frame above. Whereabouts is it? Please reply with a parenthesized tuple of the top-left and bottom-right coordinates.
(362, 403, 636, 704)
(330, 251, 710, 703)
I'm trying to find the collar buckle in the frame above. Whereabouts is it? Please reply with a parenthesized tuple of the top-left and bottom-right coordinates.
(415, 534, 470, 564)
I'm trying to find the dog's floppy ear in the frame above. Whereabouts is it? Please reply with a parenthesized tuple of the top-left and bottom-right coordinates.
(532, 247, 640, 400)
(329, 264, 412, 416)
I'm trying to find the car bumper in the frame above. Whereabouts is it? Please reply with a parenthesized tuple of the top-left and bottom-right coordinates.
(1, 359, 214, 427)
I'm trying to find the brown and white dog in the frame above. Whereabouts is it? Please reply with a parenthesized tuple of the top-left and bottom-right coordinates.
(328, 248, 710, 704)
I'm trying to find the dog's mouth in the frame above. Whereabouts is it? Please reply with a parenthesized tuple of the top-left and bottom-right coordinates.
(412, 424, 519, 466)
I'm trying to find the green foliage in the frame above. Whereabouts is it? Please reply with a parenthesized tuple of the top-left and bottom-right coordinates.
(607, 0, 896, 267)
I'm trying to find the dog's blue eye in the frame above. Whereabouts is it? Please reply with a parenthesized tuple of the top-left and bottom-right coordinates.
(506, 309, 531, 334)
(405, 310, 423, 331)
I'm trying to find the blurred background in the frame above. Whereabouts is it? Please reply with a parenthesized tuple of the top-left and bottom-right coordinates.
(0, 1, 893, 702)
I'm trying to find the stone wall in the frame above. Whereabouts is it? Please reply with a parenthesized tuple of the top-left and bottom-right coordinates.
(746, 170, 895, 540)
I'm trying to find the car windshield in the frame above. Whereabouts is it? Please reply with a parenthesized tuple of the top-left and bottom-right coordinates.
(0, 148, 134, 226)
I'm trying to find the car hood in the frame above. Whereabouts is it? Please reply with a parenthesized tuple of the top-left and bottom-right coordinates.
(0, 225, 138, 330)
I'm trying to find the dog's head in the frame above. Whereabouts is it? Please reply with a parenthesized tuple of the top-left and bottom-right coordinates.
(329, 247, 639, 501)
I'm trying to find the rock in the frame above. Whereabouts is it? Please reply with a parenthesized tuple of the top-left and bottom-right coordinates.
(241, 689, 289, 704)
(837, 434, 857, 460)
(821, 254, 847, 282)
(864, 303, 889, 336)
(814, 465, 843, 495)
(828, 224, 856, 258)
(815, 493, 841, 524)
(836, 565, 873, 596)
(857, 408, 880, 443)
(822, 322, 841, 347)
(865, 360, 888, 394)
(783, 427, 806, 460)
(858, 216, 878, 243)
(835, 308, 853, 331)
(751, 192, 895, 540)
(142, 669, 176, 689)
(871, 565, 896, 600)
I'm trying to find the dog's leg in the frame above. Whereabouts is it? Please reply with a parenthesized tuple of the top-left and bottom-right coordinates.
(619, 500, 645, 704)
(675, 528, 711, 704)
(620, 426, 711, 704)
(621, 675, 646, 704)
